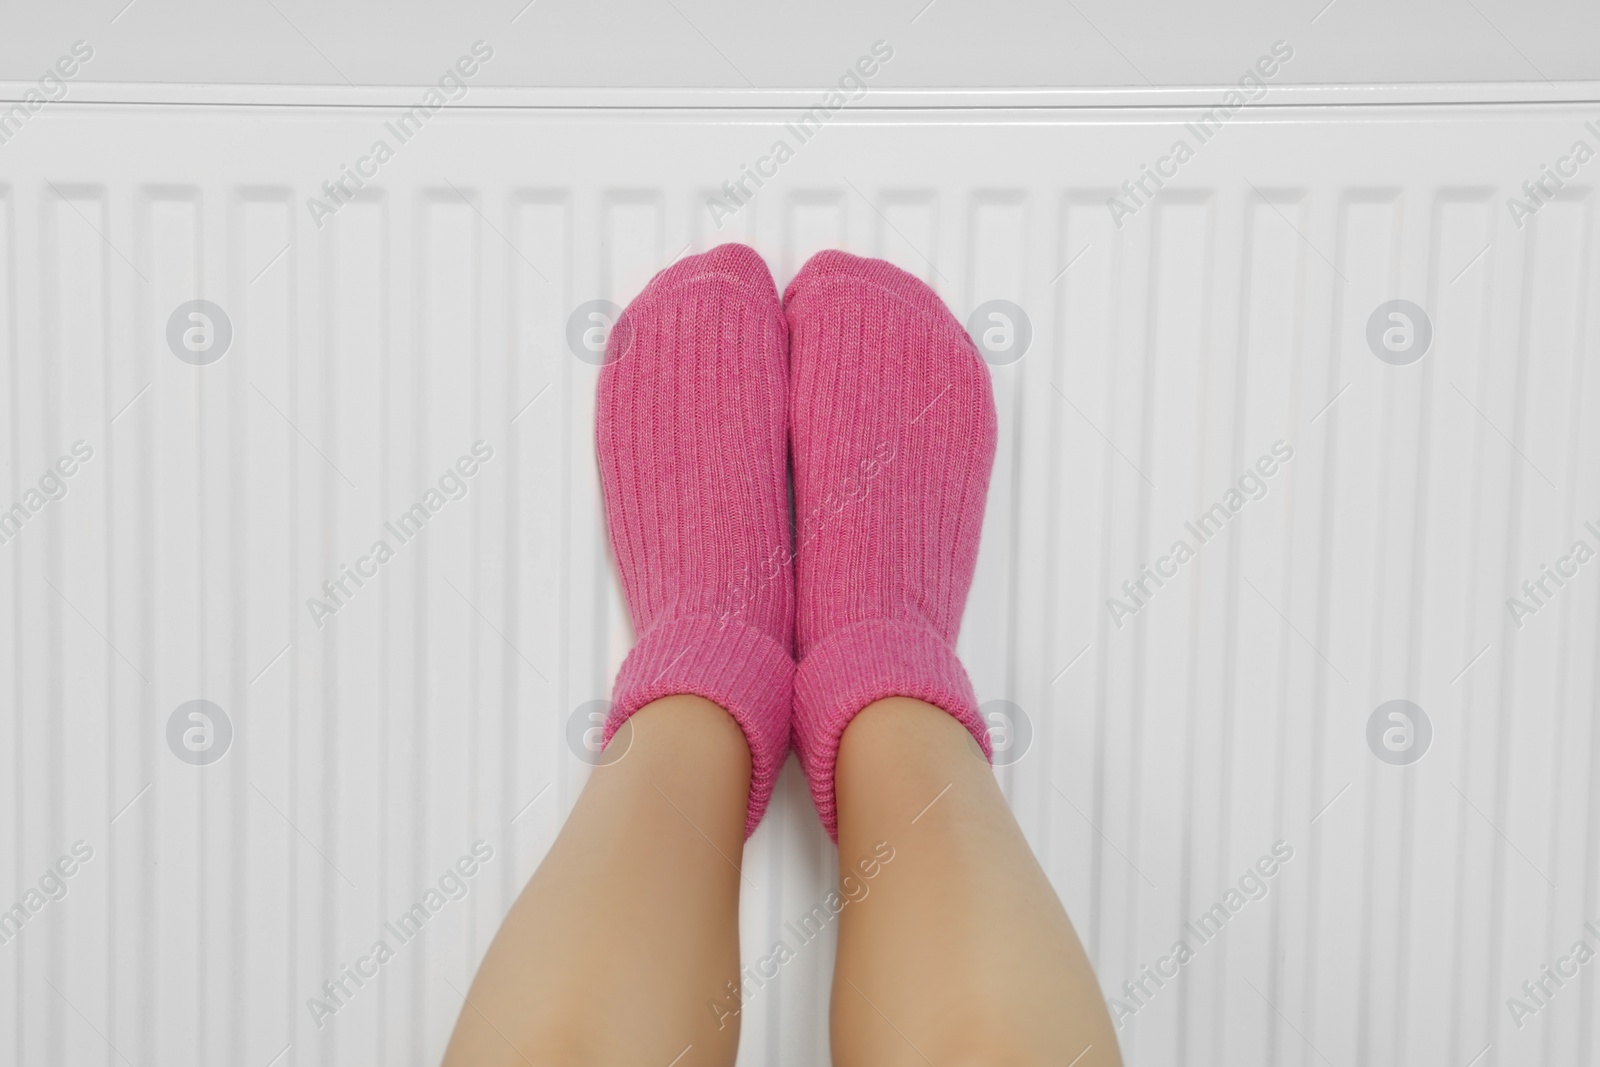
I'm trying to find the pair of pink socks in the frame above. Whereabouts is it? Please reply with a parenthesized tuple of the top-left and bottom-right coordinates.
(596, 244, 997, 839)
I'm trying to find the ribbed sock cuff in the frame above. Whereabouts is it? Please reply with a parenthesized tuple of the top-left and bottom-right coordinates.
(793, 618, 991, 840)
(605, 614, 794, 837)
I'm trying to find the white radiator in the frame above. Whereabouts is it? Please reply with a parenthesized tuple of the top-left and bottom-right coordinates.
(3, 42, 1600, 1067)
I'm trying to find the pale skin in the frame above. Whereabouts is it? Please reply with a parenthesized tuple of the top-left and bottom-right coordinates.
(440, 694, 1121, 1066)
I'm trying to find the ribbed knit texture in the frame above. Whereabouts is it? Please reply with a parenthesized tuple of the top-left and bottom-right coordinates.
(785, 251, 998, 840)
(597, 243, 794, 838)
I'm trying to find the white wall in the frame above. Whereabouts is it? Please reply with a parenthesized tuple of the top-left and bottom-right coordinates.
(1, 0, 1599, 88)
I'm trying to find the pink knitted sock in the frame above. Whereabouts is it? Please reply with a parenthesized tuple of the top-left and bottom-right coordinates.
(785, 251, 998, 840)
(597, 243, 794, 838)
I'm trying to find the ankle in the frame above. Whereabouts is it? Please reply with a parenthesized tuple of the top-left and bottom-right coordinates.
(843, 694, 985, 751)
(621, 695, 753, 773)
(836, 697, 988, 796)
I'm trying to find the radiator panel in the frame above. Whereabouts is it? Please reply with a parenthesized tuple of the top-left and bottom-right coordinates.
(0, 102, 1597, 1067)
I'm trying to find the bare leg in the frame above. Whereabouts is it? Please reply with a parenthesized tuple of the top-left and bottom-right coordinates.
(831, 697, 1122, 1066)
(440, 695, 750, 1067)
